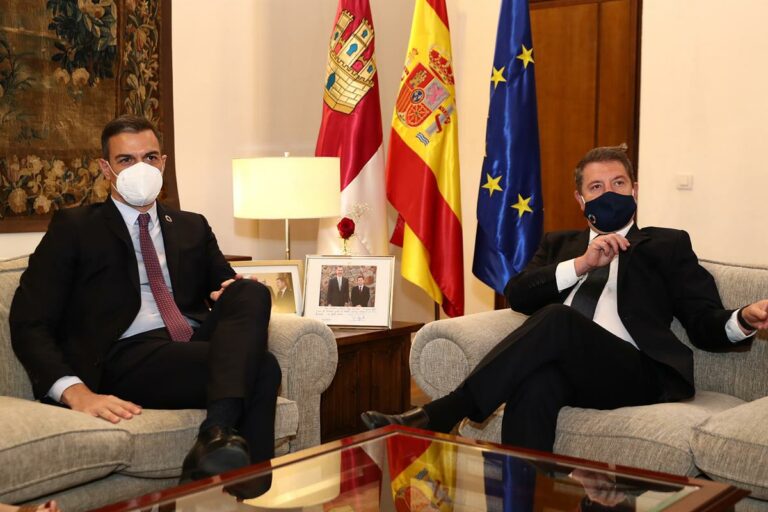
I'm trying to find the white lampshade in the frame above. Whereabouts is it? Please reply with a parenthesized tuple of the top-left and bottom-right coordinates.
(232, 157, 341, 219)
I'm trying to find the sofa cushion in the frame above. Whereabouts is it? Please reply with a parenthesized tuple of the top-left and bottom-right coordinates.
(553, 391, 744, 476)
(0, 256, 34, 399)
(118, 396, 299, 477)
(0, 396, 130, 503)
(691, 395, 768, 500)
(460, 390, 744, 476)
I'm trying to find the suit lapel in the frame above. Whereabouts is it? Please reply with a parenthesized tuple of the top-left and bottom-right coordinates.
(103, 198, 133, 251)
(618, 224, 650, 288)
(562, 229, 590, 261)
(157, 203, 180, 291)
(102, 198, 140, 292)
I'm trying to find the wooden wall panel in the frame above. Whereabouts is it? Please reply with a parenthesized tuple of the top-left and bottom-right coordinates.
(529, 0, 640, 233)
(596, 0, 639, 163)
(531, 2, 599, 232)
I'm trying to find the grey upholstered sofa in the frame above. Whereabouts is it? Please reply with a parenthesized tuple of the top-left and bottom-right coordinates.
(0, 256, 338, 511)
(411, 260, 768, 512)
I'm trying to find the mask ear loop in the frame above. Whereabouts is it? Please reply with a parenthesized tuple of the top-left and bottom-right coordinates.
(105, 161, 118, 179)
(104, 162, 120, 193)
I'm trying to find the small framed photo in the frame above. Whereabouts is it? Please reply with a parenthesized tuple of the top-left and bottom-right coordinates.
(231, 260, 303, 315)
(303, 255, 395, 328)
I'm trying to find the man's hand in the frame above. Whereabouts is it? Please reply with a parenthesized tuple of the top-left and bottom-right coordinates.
(574, 233, 630, 276)
(61, 383, 142, 424)
(740, 300, 768, 332)
(210, 273, 244, 302)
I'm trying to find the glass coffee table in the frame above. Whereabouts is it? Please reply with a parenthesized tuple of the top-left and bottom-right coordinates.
(92, 426, 747, 511)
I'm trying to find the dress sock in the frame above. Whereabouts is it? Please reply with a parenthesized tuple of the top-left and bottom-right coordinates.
(200, 397, 244, 434)
(422, 388, 477, 433)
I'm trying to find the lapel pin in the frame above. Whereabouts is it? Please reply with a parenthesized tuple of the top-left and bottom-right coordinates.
(165, 215, 172, 223)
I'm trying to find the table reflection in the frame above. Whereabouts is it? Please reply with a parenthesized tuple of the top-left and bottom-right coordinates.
(216, 434, 697, 512)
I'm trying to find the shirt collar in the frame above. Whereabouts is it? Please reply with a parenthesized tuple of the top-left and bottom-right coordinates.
(112, 197, 159, 228)
(589, 221, 634, 241)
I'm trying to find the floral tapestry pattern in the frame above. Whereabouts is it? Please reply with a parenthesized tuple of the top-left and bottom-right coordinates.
(0, 0, 175, 232)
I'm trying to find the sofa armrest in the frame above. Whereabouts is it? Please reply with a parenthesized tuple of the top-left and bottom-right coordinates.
(267, 314, 338, 451)
(410, 309, 528, 399)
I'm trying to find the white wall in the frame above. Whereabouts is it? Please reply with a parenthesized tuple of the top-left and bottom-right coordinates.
(0, 232, 44, 259)
(638, 0, 768, 264)
(171, 0, 503, 322)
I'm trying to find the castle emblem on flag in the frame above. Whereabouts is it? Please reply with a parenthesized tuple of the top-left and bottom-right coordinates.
(395, 46, 455, 144)
(323, 10, 377, 114)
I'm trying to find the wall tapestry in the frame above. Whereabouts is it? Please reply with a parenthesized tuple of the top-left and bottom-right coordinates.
(0, 0, 177, 233)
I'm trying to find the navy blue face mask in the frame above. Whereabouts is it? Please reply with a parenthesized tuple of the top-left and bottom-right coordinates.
(582, 191, 637, 232)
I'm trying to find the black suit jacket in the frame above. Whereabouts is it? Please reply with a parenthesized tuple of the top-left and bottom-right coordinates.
(504, 225, 749, 401)
(326, 276, 349, 306)
(10, 199, 234, 399)
(350, 285, 371, 307)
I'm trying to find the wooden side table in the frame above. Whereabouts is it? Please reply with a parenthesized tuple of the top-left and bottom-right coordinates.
(320, 321, 423, 442)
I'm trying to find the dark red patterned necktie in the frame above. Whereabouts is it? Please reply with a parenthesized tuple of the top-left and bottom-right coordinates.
(138, 213, 193, 341)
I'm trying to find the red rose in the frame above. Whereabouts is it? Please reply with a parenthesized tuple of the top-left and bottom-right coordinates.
(337, 217, 355, 240)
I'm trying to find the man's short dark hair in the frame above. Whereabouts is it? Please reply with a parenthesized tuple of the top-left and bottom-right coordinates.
(101, 115, 162, 160)
(574, 145, 635, 193)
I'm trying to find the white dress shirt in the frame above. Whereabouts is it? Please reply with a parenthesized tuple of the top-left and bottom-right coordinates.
(554, 222, 752, 349)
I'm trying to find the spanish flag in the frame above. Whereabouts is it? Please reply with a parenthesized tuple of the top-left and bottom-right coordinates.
(385, 0, 464, 317)
(387, 435, 457, 511)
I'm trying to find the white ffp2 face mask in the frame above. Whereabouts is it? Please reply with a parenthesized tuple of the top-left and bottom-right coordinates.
(109, 161, 163, 207)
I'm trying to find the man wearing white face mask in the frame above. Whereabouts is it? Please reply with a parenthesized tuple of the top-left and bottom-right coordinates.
(10, 115, 279, 486)
(363, 145, 768, 452)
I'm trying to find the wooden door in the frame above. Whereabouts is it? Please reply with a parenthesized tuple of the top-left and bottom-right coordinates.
(531, 0, 641, 232)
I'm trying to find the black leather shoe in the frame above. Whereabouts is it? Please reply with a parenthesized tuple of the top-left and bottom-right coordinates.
(360, 407, 430, 430)
(180, 426, 250, 483)
(224, 473, 273, 500)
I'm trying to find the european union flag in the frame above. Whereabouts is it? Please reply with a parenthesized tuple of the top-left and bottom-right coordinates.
(483, 451, 537, 512)
(472, 0, 543, 294)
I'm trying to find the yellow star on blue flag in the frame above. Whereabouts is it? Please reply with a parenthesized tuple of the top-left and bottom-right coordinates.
(482, 173, 503, 196)
(511, 194, 533, 218)
(491, 66, 507, 89)
(516, 44, 534, 69)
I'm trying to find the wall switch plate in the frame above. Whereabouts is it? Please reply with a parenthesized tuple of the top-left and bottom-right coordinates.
(676, 174, 694, 190)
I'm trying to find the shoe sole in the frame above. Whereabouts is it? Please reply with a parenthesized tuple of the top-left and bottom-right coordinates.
(198, 445, 250, 477)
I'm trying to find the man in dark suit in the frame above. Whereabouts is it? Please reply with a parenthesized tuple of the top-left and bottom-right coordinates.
(273, 275, 295, 313)
(10, 115, 279, 483)
(350, 275, 371, 307)
(363, 146, 768, 451)
(325, 266, 349, 306)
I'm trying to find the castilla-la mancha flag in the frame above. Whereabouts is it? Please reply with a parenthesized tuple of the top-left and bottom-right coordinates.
(386, 0, 464, 317)
(315, 0, 389, 257)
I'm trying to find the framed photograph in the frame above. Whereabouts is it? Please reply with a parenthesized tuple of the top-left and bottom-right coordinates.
(231, 260, 303, 315)
(303, 255, 395, 328)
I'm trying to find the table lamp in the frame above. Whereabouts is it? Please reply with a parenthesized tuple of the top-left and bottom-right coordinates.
(232, 156, 341, 259)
